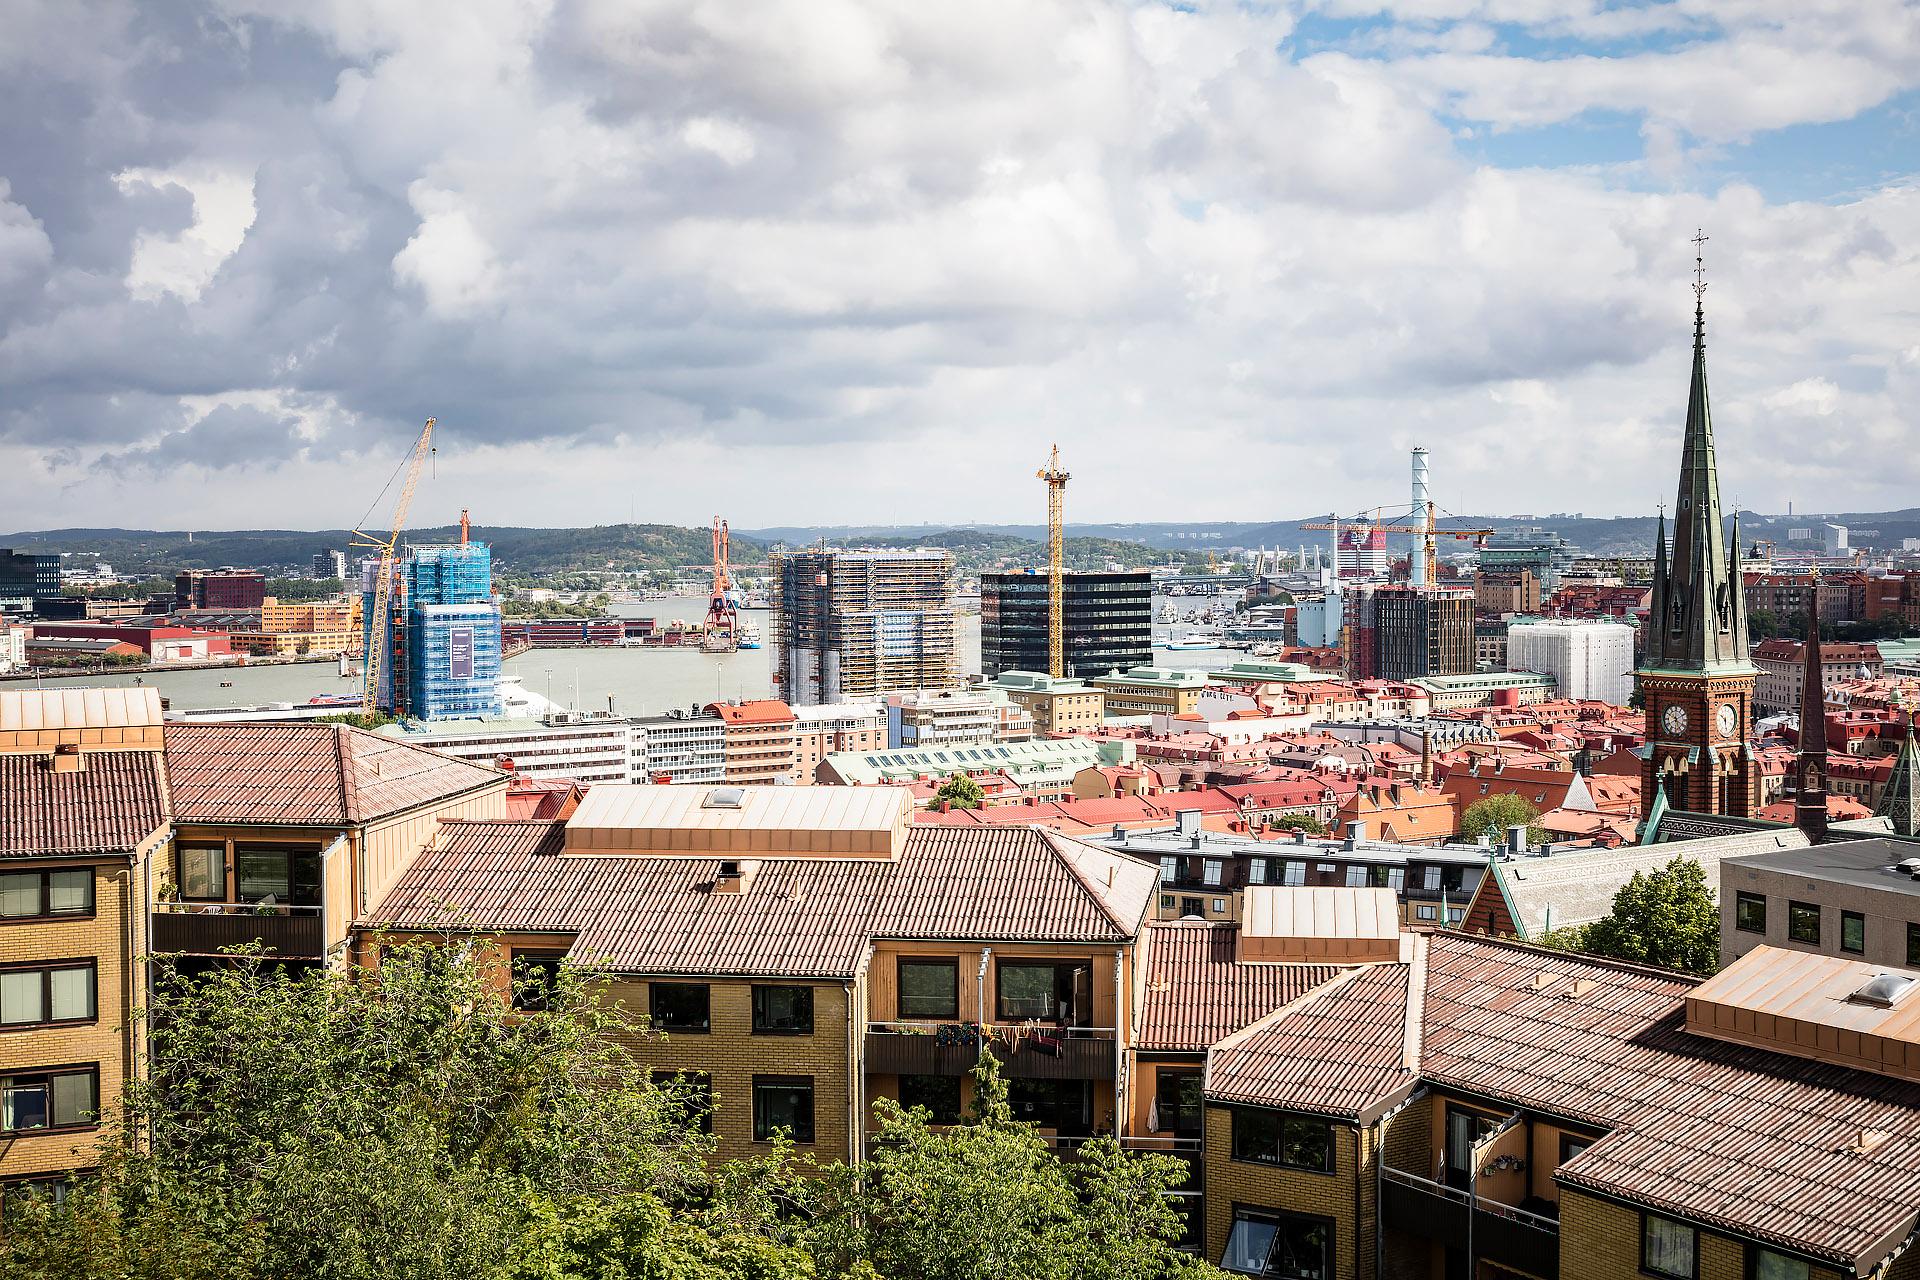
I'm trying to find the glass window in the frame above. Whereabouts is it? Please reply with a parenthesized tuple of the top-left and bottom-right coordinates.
(899, 1073, 962, 1124)
(237, 847, 290, 902)
(1416, 905, 1438, 921)
(179, 847, 226, 900)
(1, 871, 94, 921)
(1752, 1249, 1810, 1280)
(0, 971, 43, 1025)
(1423, 866, 1442, 891)
(1909, 923, 1920, 968)
(1221, 1211, 1332, 1279)
(1787, 901, 1820, 945)
(48, 871, 91, 916)
(0, 1069, 95, 1132)
(1203, 860, 1223, 887)
(49, 968, 93, 1022)
(1283, 861, 1306, 887)
(752, 985, 813, 1034)
(0, 965, 93, 1027)
(1559, 1133, 1591, 1165)
(997, 963, 1061, 1020)
(1642, 1213, 1696, 1279)
(1842, 911, 1866, 955)
(1232, 1110, 1332, 1172)
(1344, 865, 1367, 888)
(1222, 1214, 1279, 1275)
(648, 983, 710, 1032)
(1160, 894, 1175, 910)
(1212, 898, 1227, 914)
(1248, 859, 1268, 885)
(752, 1075, 814, 1143)
(1735, 892, 1766, 934)
(510, 952, 566, 1012)
(0, 873, 42, 918)
(898, 958, 958, 1019)
(1155, 1070, 1203, 1138)
(1159, 856, 1181, 883)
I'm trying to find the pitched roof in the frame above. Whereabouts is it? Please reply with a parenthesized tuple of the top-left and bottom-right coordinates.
(873, 827, 1156, 944)
(708, 699, 796, 725)
(164, 722, 502, 826)
(0, 750, 170, 858)
(1136, 922, 1343, 1052)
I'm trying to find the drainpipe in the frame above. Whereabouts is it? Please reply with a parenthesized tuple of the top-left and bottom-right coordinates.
(846, 977, 860, 1164)
(977, 948, 992, 1059)
(1112, 949, 1125, 1138)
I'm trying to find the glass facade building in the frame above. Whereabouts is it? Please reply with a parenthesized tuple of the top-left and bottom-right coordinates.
(363, 543, 503, 719)
(0, 549, 61, 615)
(980, 571, 1152, 680)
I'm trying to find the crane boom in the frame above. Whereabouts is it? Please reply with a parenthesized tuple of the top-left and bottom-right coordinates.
(352, 418, 436, 715)
(1037, 445, 1071, 678)
(702, 517, 738, 652)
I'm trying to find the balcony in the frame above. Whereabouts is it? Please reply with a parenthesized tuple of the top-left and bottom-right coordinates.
(865, 1022, 1118, 1080)
(1380, 1166, 1560, 1280)
(152, 903, 324, 958)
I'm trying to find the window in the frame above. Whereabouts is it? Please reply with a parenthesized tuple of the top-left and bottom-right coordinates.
(510, 951, 565, 1011)
(235, 845, 321, 906)
(1008, 1078, 1092, 1132)
(996, 961, 1090, 1023)
(0, 870, 93, 921)
(1160, 894, 1175, 910)
(178, 847, 226, 901)
(1248, 859, 1268, 885)
(1416, 905, 1438, 922)
(1787, 901, 1820, 946)
(1423, 866, 1442, 892)
(1159, 856, 1181, 883)
(0, 963, 96, 1027)
(0, 1068, 97, 1132)
(1735, 892, 1767, 934)
(1155, 1070, 1203, 1138)
(1445, 1107, 1498, 1188)
(1344, 865, 1367, 888)
(752, 1075, 814, 1143)
(1221, 1210, 1333, 1279)
(1180, 897, 1205, 917)
(899, 1074, 962, 1124)
(648, 1069, 713, 1134)
(1203, 860, 1223, 887)
(1283, 861, 1306, 887)
(1231, 1110, 1333, 1172)
(1212, 898, 1227, 914)
(1642, 1214, 1696, 1279)
(1558, 1133, 1591, 1166)
(1750, 1248, 1810, 1280)
(1842, 911, 1866, 955)
(1909, 923, 1920, 968)
(898, 958, 958, 1019)
(649, 983, 710, 1032)
(752, 985, 813, 1034)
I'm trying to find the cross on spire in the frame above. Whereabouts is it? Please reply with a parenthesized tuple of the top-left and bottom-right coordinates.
(1692, 228, 1708, 341)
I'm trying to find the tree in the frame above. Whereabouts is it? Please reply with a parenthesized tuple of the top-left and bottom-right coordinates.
(935, 772, 986, 810)
(1270, 813, 1326, 836)
(1582, 856, 1719, 975)
(1460, 793, 1545, 846)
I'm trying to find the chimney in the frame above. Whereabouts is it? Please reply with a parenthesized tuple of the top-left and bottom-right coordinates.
(50, 743, 85, 774)
(1343, 819, 1364, 849)
(1112, 824, 1126, 840)
(1292, 829, 1307, 845)
(1507, 824, 1528, 856)
(712, 859, 760, 895)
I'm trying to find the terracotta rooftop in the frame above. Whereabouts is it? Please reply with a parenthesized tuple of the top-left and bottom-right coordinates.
(164, 722, 503, 826)
(707, 699, 797, 725)
(1136, 921, 1343, 1052)
(0, 749, 170, 858)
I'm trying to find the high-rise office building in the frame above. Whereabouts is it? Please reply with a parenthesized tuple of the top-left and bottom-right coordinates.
(979, 570, 1151, 679)
(1349, 585, 1473, 680)
(773, 549, 956, 705)
(312, 549, 349, 580)
(0, 548, 60, 615)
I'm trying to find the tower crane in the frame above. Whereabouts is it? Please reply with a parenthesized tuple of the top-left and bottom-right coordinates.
(351, 418, 436, 716)
(1300, 507, 1494, 581)
(1037, 445, 1070, 678)
(702, 517, 739, 653)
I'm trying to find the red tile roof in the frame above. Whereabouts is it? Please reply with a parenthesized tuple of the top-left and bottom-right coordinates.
(708, 699, 797, 725)
(1137, 921, 1343, 1052)
(0, 750, 169, 858)
(874, 827, 1156, 944)
(164, 723, 502, 826)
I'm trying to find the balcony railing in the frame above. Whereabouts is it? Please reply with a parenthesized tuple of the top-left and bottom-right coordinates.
(1381, 1165, 1559, 1280)
(152, 902, 324, 957)
(865, 1021, 1118, 1080)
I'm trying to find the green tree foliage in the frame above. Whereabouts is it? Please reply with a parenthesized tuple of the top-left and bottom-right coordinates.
(314, 711, 396, 730)
(1582, 856, 1719, 975)
(934, 772, 987, 810)
(1269, 813, 1326, 836)
(1460, 793, 1545, 845)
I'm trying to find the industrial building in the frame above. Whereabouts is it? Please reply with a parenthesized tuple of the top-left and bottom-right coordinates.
(772, 549, 957, 705)
(979, 570, 1151, 679)
(1506, 619, 1636, 704)
(174, 569, 266, 611)
(0, 547, 61, 615)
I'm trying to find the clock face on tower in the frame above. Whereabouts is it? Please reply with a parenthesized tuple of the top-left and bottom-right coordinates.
(1662, 704, 1689, 737)
(1717, 703, 1738, 737)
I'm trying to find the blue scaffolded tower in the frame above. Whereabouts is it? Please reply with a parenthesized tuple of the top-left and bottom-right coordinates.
(363, 542, 503, 719)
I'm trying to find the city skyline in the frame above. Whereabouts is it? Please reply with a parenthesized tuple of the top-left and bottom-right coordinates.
(3, 2, 1916, 530)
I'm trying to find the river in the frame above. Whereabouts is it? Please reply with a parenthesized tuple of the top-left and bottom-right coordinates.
(25, 595, 1238, 714)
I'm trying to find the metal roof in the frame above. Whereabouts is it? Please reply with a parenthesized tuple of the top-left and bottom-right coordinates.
(1242, 886, 1402, 941)
(0, 687, 163, 732)
(564, 784, 911, 856)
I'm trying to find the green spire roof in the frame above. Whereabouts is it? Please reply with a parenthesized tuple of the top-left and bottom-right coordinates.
(1878, 717, 1920, 839)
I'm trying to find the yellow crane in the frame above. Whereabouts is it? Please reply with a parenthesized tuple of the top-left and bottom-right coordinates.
(1037, 444, 1070, 677)
(352, 418, 436, 716)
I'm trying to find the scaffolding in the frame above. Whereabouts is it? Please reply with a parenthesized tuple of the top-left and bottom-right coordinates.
(773, 549, 956, 705)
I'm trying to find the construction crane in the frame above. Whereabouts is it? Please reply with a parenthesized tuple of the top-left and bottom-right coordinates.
(351, 418, 436, 716)
(1037, 445, 1070, 677)
(702, 517, 739, 653)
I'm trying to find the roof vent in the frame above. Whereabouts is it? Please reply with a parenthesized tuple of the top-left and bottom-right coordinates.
(1846, 1128, 1892, 1156)
(712, 858, 759, 895)
(1851, 974, 1917, 1008)
(702, 787, 746, 809)
(1529, 970, 1564, 991)
(1566, 979, 1596, 999)
(1898, 858, 1920, 879)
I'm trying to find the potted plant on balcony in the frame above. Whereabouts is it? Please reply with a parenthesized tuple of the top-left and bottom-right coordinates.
(156, 879, 179, 911)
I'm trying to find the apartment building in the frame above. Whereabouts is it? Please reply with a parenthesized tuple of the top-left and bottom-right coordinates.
(1091, 666, 1209, 717)
(377, 713, 636, 785)
(630, 712, 727, 784)
(1506, 620, 1635, 704)
(1472, 569, 1540, 615)
(708, 700, 801, 785)
(352, 785, 1157, 1164)
(792, 703, 886, 782)
(990, 671, 1106, 734)
(1718, 838, 1920, 970)
(0, 689, 170, 1189)
(227, 598, 362, 658)
(1753, 637, 1885, 715)
(886, 689, 1002, 749)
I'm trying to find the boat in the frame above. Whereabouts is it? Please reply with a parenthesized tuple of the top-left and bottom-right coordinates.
(737, 624, 762, 650)
(1161, 633, 1218, 651)
(218, 680, 234, 687)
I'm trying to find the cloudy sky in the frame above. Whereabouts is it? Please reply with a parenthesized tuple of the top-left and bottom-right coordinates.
(3, 0, 1916, 532)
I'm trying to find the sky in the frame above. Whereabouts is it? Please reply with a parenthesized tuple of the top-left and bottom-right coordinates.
(1, 0, 1917, 533)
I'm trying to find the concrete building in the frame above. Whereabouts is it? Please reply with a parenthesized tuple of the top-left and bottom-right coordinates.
(1473, 568, 1540, 615)
(887, 689, 1001, 749)
(773, 549, 957, 706)
(1293, 592, 1342, 650)
(378, 713, 638, 786)
(1090, 665, 1209, 717)
(1352, 586, 1474, 681)
(979, 570, 1152, 679)
(630, 712, 728, 784)
(0, 622, 25, 673)
(708, 700, 801, 786)
(1337, 527, 1390, 578)
(228, 599, 362, 658)
(1477, 527, 1577, 592)
(0, 548, 61, 615)
(1507, 619, 1635, 704)
(1720, 838, 1920, 971)
(312, 549, 349, 580)
(174, 569, 266, 611)
(792, 703, 887, 781)
(1410, 670, 1556, 711)
(1752, 637, 1885, 715)
(990, 670, 1106, 734)
(817, 735, 1129, 800)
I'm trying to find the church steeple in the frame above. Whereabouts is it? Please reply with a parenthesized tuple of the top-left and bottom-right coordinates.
(1794, 588, 1830, 842)
(1879, 709, 1920, 839)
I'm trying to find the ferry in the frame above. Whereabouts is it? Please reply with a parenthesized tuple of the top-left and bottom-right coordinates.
(737, 624, 762, 650)
(1160, 632, 1219, 651)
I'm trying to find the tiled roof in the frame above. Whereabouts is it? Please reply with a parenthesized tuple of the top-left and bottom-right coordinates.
(1205, 961, 1418, 1122)
(164, 722, 502, 826)
(1136, 922, 1343, 1052)
(708, 699, 796, 725)
(873, 827, 1156, 944)
(0, 750, 169, 858)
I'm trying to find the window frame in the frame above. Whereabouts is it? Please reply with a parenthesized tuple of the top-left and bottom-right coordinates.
(0, 959, 98, 1030)
(648, 1068, 714, 1135)
(994, 960, 1088, 1024)
(898, 1073, 962, 1124)
(1640, 1211, 1699, 1280)
(1786, 901, 1820, 946)
(647, 982, 712, 1034)
(751, 984, 814, 1035)
(1734, 892, 1767, 935)
(896, 957, 959, 1021)
(1908, 922, 1920, 968)
(1841, 910, 1866, 955)
(176, 845, 228, 902)
(1230, 1108, 1335, 1174)
(751, 1074, 815, 1144)
(0, 1064, 100, 1134)
(234, 842, 323, 907)
(0, 869, 95, 924)
(509, 950, 567, 1012)
(1221, 1206, 1336, 1279)
(1746, 1246, 1812, 1280)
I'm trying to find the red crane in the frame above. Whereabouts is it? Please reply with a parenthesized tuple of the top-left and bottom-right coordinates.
(702, 517, 738, 653)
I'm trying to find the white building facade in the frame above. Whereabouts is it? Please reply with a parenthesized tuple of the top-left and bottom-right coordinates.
(1506, 620, 1636, 704)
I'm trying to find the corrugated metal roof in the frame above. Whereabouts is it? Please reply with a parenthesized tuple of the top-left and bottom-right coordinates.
(165, 722, 501, 825)
(1136, 922, 1343, 1052)
(0, 687, 162, 731)
(1205, 962, 1418, 1121)
(0, 750, 169, 858)
(1241, 886, 1401, 941)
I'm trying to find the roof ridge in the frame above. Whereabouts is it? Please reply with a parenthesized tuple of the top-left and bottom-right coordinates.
(1040, 827, 1134, 933)
(333, 723, 358, 823)
(1432, 928, 1703, 986)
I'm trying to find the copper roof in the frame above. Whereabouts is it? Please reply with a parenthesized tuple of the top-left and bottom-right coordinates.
(0, 750, 169, 858)
(1136, 922, 1342, 1052)
(164, 722, 502, 826)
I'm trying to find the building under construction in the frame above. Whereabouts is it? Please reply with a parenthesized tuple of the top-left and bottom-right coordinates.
(362, 541, 503, 720)
(773, 549, 957, 706)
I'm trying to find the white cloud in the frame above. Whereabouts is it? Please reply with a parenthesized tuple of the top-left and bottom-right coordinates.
(112, 165, 258, 303)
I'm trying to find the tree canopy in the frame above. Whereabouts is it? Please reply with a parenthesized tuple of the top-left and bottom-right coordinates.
(1581, 856, 1720, 975)
(934, 772, 987, 810)
(1460, 793, 1545, 845)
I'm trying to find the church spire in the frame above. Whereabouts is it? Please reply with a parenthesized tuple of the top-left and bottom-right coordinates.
(1879, 709, 1920, 839)
(1794, 587, 1829, 842)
